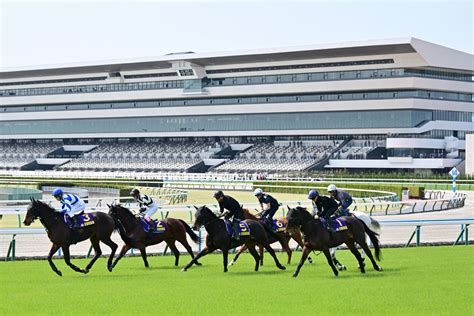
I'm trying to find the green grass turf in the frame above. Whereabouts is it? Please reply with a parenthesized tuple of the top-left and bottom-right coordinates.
(1, 246, 473, 315)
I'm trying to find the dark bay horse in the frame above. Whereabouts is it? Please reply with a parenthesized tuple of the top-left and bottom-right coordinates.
(229, 208, 312, 266)
(108, 204, 201, 268)
(181, 206, 286, 273)
(287, 206, 382, 277)
(23, 199, 118, 276)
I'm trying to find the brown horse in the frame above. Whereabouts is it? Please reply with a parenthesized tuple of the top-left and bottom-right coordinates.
(287, 206, 382, 277)
(23, 199, 118, 276)
(229, 208, 312, 266)
(182, 205, 286, 273)
(108, 204, 201, 268)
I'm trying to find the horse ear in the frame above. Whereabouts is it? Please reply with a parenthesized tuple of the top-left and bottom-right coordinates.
(106, 203, 111, 208)
(193, 205, 198, 210)
(287, 205, 291, 211)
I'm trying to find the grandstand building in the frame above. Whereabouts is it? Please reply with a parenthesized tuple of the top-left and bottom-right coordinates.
(0, 38, 473, 175)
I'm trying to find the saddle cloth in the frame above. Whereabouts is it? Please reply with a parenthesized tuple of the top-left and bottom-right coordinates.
(271, 219, 286, 232)
(64, 213, 95, 228)
(140, 218, 167, 234)
(225, 220, 251, 236)
(320, 217, 348, 232)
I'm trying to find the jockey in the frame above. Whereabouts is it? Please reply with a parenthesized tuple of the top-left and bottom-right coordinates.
(327, 184, 353, 216)
(130, 188, 158, 232)
(213, 190, 243, 240)
(52, 188, 86, 229)
(307, 189, 339, 233)
(254, 188, 279, 230)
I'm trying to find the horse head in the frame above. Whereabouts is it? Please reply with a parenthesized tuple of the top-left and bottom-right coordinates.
(192, 205, 216, 230)
(286, 206, 309, 229)
(23, 198, 55, 226)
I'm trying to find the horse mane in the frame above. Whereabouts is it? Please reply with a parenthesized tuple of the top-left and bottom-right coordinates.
(32, 199, 57, 213)
(112, 204, 137, 219)
(199, 205, 217, 218)
(294, 206, 308, 212)
(242, 208, 259, 220)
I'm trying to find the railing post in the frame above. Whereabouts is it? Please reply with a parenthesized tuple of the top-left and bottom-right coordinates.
(416, 225, 421, 246)
(16, 210, 21, 228)
(465, 224, 469, 246)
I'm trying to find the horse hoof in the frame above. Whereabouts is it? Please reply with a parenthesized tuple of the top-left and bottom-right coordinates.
(377, 266, 383, 271)
(195, 262, 202, 266)
(107, 266, 113, 272)
(181, 268, 187, 272)
(55, 270, 62, 277)
(84, 268, 90, 274)
(278, 265, 286, 270)
(292, 274, 298, 278)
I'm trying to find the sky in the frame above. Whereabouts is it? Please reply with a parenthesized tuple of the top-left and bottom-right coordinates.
(0, 0, 473, 69)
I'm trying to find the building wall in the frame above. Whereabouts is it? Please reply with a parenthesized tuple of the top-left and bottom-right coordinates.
(465, 134, 474, 175)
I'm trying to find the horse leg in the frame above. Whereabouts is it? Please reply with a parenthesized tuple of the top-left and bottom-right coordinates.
(182, 246, 215, 272)
(330, 247, 346, 271)
(167, 240, 180, 267)
(259, 245, 264, 266)
(62, 245, 86, 274)
(292, 231, 312, 264)
(222, 249, 229, 273)
(84, 237, 102, 274)
(359, 239, 382, 271)
(262, 243, 286, 270)
(323, 248, 339, 276)
(281, 238, 292, 265)
(292, 246, 310, 278)
(47, 243, 62, 277)
(112, 244, 130, 269)
(345, 241, 365, 273)
(100, 235, 118, 272)
(229, 245, 246, 267)
(138, 247, 150, 268)
(178, 236, 202, 266)
(247, 244, 261, 272)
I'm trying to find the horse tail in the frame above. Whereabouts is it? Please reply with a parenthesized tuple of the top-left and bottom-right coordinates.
(362, 221, 382, 261)
(353, 211, 381, 234)
(179, 219, 200, 244)
(369, 217, 381, 234)
(112, 216, 135, 245)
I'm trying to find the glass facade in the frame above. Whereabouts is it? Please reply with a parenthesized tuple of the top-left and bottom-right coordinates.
(0, 110, 435, 136)
(1, 67, 471, 98)
(1, 90, 472, 113)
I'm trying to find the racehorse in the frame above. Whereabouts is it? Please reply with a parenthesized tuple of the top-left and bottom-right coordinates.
(181, 205, 286, 273)
(286, 206, 382, 277)
(229, 208, 313, 266)
(108, 204, 201, 268)
(23, 198, 118, 276)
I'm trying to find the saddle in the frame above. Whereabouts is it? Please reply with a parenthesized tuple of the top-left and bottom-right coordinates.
(319, 217, 348, 232)
(140, 218, 167, 234)
(224, 219, 250, 237)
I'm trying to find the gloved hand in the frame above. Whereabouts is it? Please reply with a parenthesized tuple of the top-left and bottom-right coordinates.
(139, 207, 146, 213)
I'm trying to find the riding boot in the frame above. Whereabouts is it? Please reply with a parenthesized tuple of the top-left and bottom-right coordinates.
(147, 220, 155, 233)
(232, 221, 240, 240)
(326, 216, 336, 233)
